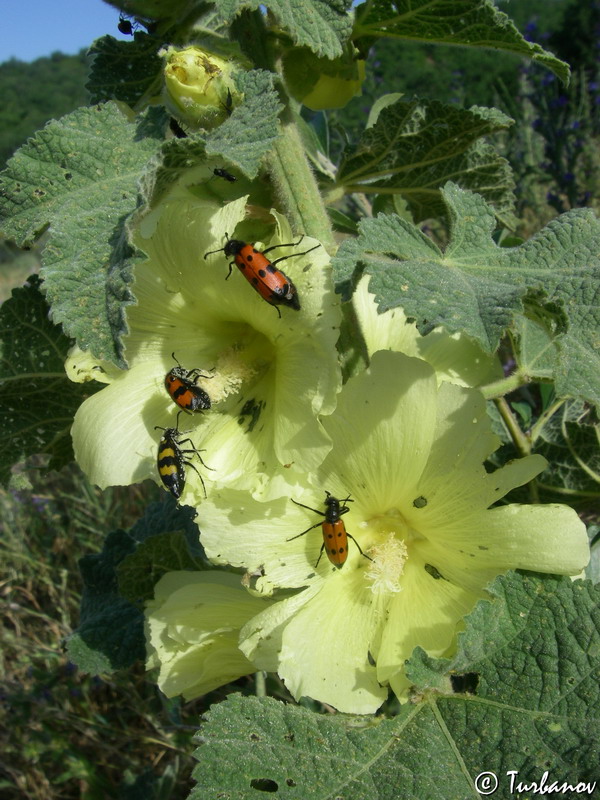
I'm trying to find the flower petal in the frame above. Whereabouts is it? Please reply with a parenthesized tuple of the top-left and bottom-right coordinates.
(352, 276, 421, 358)
(424, 504, 589, 581)
(145, 571, 270, 699)
(199, 488, 347, 587)
(241, 574, 388, 713)
(409, 381, 546, 520)
(317, 351, 438, 512)
(374, 556, 481, 692)
(71, 360, 169, 488)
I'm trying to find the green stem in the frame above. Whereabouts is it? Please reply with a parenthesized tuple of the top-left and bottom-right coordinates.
(255, 670, 266, 697)
(494, 396, 539, 503)
(266, 117, 337, 254)
(495, 396, 531, 457)
(529, 397, 566, 445)
(480, 371, 529, 400)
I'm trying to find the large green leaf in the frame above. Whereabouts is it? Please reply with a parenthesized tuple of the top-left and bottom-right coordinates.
(0, 276, 101, 485)
(215, 0, 353, 58)
(354, 0, 569, 83)
(333, 183, 600, 407)
(143, 69, 282, 205)
(87, 34, 164, 107)
(532, 400, 600, 504)
(67, 499, 202, 674)
(205, 70, 283, 177)
(0, 103, 167, 366)
(118, 500, 206, 603)
(191, 573, 599, 798)
(67, 528, 144, 673)
(335, 99, 515, 223)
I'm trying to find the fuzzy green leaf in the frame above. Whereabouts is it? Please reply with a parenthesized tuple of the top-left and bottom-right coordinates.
(215, 0, 352, 58)
(87, 34, 164, 106)
(191, 694, 471, 798)
(0, 103, 167, 366)
(191, 573, 599, 799)
(190, 575, 600, 800)
(205, 70, 282, 177)
(0, 276, 101, 485)
(408, 573, 599, 742)
(354, 0, 570, 83)
(336, 100, 515, 224)
(117, 531, 205, 604)
(334, 184, 600, 407)
(67, 529, 145, 673)
(142, 136, 209, 207)
(513, 313, 564, 381)
(532, 401, 600, 503)
(68, 500, 201, 673)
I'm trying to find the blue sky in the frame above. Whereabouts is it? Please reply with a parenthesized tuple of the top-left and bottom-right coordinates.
(0, 0, 132, 63)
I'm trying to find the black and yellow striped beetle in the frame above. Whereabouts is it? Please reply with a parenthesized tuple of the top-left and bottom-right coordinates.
(155, 412, 210, 500)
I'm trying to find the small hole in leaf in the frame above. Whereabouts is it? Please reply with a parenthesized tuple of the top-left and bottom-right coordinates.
(286, 779, 296, 787)
(250, 778, 278, 792)
(450, 672, 479, 694)
(250, 733, 260, 741)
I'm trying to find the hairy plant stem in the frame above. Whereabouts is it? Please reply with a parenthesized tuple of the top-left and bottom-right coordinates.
(228, 11, 335, 252)
(266, 117, 337, 254)
(480, 371, 529, 400)
(530, 397, 566, 444)
(494, 396, 540, 503)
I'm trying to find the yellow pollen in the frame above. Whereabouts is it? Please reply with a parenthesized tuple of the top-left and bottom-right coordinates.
(204, 348, 258, 403)
(364, 532, 408, 595)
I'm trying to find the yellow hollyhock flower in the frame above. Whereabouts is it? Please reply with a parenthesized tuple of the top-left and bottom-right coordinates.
(198, 351, 589, 712)
(67, 184, 341, 504)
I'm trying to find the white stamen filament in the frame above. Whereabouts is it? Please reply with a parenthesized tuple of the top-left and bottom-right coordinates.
(205, 347, 258, 403)
(364, 532, 408, 595)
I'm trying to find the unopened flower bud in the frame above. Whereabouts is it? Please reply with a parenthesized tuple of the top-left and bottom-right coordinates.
(162, 45, 243, 129)
(283, 47, 365, 111)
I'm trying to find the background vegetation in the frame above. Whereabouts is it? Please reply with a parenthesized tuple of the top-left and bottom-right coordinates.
(1, 0, 598, 797)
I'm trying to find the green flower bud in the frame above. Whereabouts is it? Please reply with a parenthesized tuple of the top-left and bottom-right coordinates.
(283, 46, 365, 111)
(161, 45, 243, 129)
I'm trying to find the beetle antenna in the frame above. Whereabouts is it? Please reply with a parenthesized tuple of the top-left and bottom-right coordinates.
(204, 232, 229, 260)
